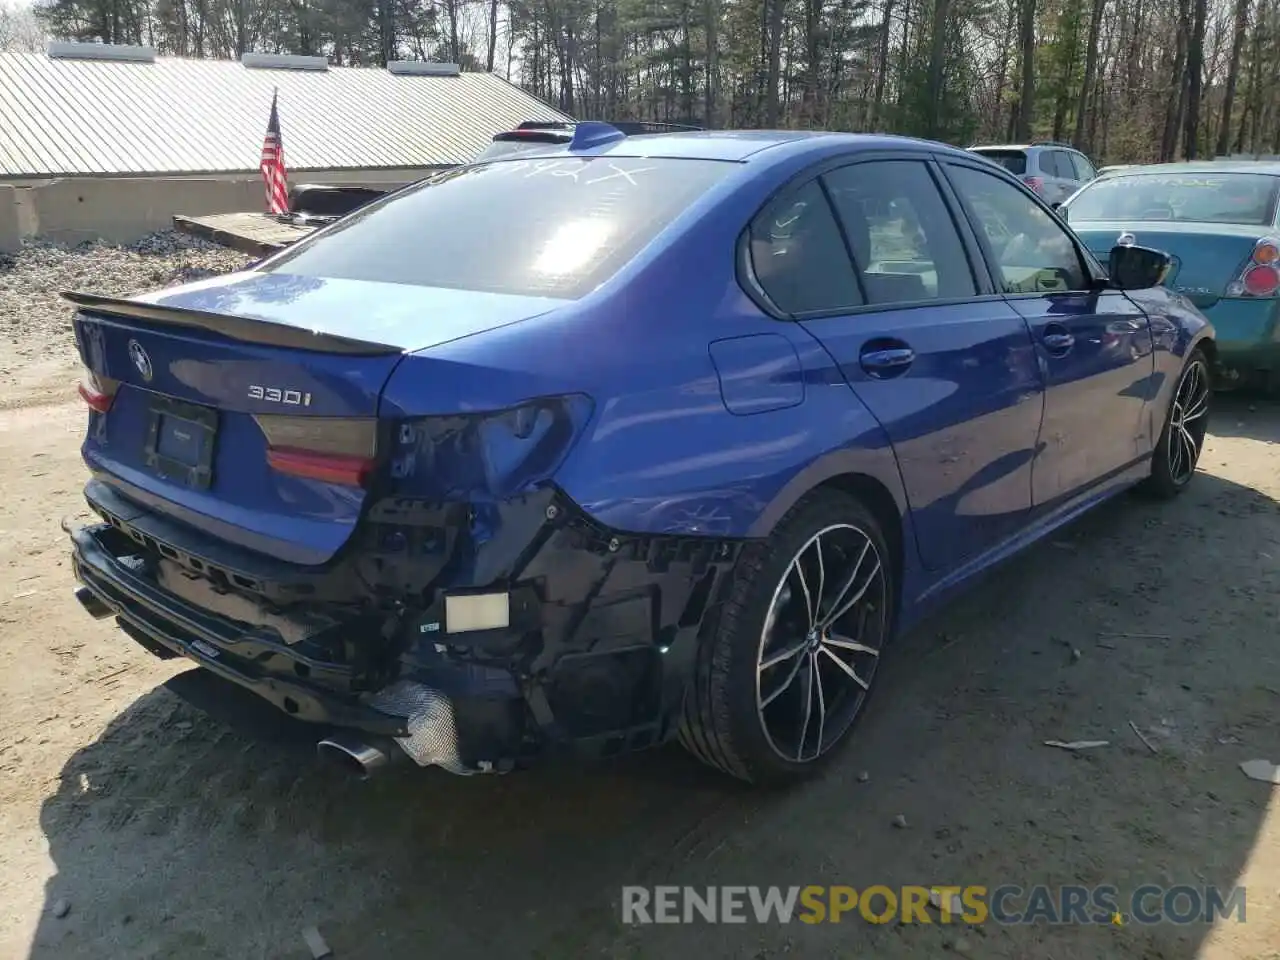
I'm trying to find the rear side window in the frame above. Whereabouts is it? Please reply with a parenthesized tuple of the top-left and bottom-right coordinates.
(266, 156, 733, 299)
(1052, 152, 1077, 178)
(747, 180, 863, 315)
(824, 160, 977, 303)
(972, 150, 1027, 176)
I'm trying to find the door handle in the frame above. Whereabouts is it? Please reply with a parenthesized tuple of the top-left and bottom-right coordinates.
(859, 345, 915, 378)
(1041, 325, 1075, 356)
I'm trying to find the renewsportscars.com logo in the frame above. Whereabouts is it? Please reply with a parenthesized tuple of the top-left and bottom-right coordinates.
(620, 885, 1247, 926)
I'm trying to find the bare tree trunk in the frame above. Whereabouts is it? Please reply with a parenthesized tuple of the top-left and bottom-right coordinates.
(869, 0, 896, 130)
(1184, 0, 1207, 158)
(924, 0, 950, 137)
(1216, 0, 1251, 155)
(487, 0, 500, 71)
(1161, 0, 1190, 159)
(764, 0, 785, 125)
(1015, 0, 1036, 141)
(1074, 0, 1105, 149)
(704, 0, 719, 125)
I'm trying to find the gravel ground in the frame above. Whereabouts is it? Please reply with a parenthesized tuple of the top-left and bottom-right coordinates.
(0, 233, 248, 409)
(0, 243, 1277, 960)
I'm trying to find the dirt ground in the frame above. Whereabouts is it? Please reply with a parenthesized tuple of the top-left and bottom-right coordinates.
(0, 353, 1278, 960)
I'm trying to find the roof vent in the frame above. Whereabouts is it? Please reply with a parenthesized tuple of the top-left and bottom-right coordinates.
(47, 41, 156, 63)
(387, 61, 461, 77)
(241, 52, 329, 71)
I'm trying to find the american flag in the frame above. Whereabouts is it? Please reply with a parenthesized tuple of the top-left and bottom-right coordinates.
(260, 90, 289, 216)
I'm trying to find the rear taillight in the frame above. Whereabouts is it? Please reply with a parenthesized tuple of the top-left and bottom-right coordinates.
(1022, 176, 1045, 195)
(78, 367, 118, 412)
(254, 415, 379, 487)
(1228, 237, 1280, 298)
(264, 448, 375, 486)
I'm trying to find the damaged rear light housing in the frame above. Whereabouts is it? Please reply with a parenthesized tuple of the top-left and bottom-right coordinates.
(389, 394, 595, 500)
(255, 415, 379, 487)
(77, 365, 119, 412)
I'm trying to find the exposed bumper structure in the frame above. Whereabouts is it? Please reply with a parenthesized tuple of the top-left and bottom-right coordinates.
(70, 479, 745, 775)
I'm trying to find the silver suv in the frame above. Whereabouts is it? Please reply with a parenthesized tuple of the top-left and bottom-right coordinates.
(966, 142, 1098, 206)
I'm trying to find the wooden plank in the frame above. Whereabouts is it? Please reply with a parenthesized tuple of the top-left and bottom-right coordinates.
(172, 212, 317, 257)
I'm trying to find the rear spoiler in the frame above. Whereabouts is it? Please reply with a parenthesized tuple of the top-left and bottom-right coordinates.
(61, 291, 402, 357)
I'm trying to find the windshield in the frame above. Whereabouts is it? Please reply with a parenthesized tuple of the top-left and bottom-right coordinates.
(265, 156, 734, 299)
(1065, 172, 1280, 225)
(971, 150, 1027, 175)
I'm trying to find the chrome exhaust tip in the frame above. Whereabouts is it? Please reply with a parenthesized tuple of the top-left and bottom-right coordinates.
(316, 734, 390, 780)
(74, 585, 113, 619)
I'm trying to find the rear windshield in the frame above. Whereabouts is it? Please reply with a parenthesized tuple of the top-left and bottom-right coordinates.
(266, 156, 732, 298)
(473, 137, 568, 162)
(971, 149, 1027, 175)
(1065, 172, 1280, 225)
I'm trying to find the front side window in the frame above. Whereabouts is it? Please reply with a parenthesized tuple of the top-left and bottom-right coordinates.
(265, 156, 734, 299)
(824, 160, 976, 304)
(746, 180, 863, 315)
(1064, 172, 1280, 226)
(947, 164, 1088, 294)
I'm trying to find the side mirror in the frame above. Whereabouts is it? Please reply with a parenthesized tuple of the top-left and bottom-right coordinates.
(1107, 244, 1172, 290)
(1053, 202, 1067, 220)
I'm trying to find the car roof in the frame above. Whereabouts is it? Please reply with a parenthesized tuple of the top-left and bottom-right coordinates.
(498, 129, 977, 164)
(1099, 160, 1280, 177)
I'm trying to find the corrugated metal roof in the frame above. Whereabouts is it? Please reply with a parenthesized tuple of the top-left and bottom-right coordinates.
(0, 52, 572, 177)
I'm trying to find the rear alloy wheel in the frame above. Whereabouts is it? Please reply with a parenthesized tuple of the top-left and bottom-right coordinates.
(1141, 348, 1211, 499)
(678, 490, 893, 784)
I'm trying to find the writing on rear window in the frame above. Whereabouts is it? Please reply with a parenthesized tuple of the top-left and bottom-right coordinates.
(481, 157, 659, 186)
(1067, 172, 1280, 225)
(264, 156, 734, 299)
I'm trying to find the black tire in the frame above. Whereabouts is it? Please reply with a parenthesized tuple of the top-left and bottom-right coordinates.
(1140, 347, 1211, 500)
(678, 489, 894, 785)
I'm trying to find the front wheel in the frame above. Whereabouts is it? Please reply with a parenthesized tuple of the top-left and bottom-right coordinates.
(1141, 347, 1211, 500)
(678, 490, 894, 785)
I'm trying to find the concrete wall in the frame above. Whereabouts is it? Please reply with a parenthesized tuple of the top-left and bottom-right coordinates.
(0, 186, 19, 255)
(0, 169, 441, 252)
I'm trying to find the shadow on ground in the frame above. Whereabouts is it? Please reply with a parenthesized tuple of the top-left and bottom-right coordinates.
(26, 464, 1280, 960)
(1210, 393, 1280, 443)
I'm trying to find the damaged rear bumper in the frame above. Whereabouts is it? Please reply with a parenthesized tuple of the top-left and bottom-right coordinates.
(70, 480, 746, 775)
(72, 524, 409, 738)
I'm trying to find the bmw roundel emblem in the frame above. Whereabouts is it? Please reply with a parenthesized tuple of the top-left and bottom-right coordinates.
(128, 339, 153, 382)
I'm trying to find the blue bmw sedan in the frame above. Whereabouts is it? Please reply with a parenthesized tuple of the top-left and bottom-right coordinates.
(66, 125, 1213, 785)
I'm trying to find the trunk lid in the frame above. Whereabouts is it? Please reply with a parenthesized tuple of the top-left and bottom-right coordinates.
(73, 271, 566, 566)
(1069, 220, 1266, 309)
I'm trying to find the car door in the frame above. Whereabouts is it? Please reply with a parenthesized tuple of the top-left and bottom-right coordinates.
(941, 159, 1155, 510)
(1044, 151, 1074, 203)
(746, 156, 1045, 573)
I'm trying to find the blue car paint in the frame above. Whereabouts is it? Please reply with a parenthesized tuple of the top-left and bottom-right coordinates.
(75, 130, 1214, 640)
(707, 334, 806, 415)
(1005, 289, 1155, 504)
(76, 276, 571, 565)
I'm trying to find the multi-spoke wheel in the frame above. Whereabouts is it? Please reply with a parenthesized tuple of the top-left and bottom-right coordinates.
(1141, 348, 1211, 499)
(679, 489, 894, 784)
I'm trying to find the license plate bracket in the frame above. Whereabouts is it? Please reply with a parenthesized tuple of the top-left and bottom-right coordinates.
(144, 395, 218, 490)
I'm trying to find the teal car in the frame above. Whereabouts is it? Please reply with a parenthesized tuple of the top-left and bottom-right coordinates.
(1060, 162, 1280, 390)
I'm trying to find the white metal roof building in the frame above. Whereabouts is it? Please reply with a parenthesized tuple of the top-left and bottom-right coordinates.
(0, 45, 571, 179)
